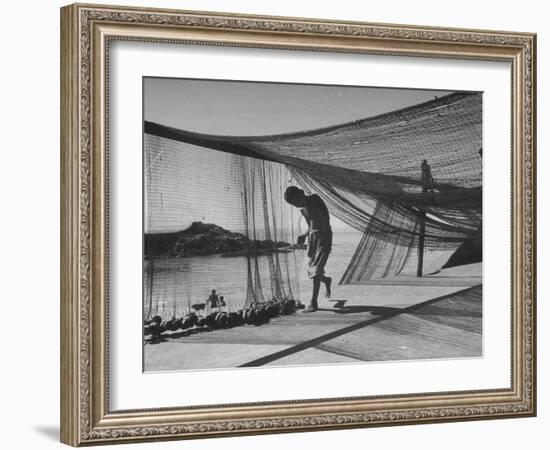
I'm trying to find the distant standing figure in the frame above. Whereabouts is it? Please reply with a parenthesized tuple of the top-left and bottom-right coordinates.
(284, 186, 332, 313)
(421, 159, 434, 193)
(206, 289, 220, 310)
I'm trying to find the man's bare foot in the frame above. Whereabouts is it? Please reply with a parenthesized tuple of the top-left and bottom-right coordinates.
(325, 277, 332, 298)
(303, 304, 318, 313)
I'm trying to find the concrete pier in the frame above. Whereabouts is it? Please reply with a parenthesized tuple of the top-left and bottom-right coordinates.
(144, 263, 482, 372)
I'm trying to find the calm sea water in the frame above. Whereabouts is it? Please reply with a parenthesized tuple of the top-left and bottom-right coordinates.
(143, 230, 450, 318)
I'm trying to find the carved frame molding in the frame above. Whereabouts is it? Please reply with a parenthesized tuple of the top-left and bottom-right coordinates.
(60, 3, 536, 446)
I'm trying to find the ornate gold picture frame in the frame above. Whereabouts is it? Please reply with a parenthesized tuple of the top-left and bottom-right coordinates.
(60, 3, 536, 446)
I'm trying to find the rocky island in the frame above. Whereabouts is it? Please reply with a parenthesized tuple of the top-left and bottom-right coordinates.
(144, 221, 297, 259)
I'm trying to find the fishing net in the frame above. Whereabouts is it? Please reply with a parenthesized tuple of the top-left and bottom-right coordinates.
(144, 92, 482, 299)
(237, 156, 302, 307)
(144, 135, 303, 315)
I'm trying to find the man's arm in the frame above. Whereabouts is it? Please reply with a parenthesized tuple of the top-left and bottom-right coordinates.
(297, 207, 310, 245)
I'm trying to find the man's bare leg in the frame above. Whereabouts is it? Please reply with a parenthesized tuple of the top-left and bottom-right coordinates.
(303, 277, 321, 312)
(317, 275, 332, 298)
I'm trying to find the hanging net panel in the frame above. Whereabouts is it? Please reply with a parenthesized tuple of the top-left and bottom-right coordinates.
(144, 92, 482, 287)
(237, 156, 303, 307)
(144, 135, 303, 311)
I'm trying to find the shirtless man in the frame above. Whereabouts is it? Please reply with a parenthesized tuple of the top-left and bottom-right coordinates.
(284, 186, 332, 313)
(206, 289, 220, 312)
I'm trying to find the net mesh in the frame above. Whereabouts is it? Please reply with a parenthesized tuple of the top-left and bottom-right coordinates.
(144, 136, 303, 314)
(144, 92, 482, 301)
(237, 157, 302, 307)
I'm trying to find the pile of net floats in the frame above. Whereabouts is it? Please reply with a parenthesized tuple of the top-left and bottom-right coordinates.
(144, 298, 302, 339)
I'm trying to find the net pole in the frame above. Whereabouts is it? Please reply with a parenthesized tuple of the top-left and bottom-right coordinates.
(417, 214, 426, 277)
(417, 159, 432, 277)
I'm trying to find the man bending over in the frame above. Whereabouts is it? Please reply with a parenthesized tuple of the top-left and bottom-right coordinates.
(284, 186, 332, 313)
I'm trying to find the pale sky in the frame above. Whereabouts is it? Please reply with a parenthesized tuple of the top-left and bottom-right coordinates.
(144, 77, 451, 135)
(144, 78, 452, 233)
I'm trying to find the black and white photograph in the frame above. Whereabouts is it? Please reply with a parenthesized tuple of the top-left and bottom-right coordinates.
(142, 78, 483, 372)
(1, 0, 544, 446)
